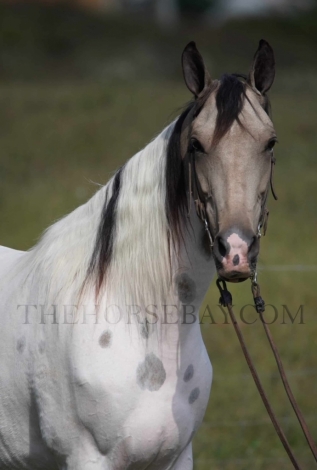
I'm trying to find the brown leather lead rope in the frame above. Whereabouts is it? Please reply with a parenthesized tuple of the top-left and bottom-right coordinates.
(217, 278, 317, 468)
(216, 279, 302, 469)
(252, 282, 317, 463)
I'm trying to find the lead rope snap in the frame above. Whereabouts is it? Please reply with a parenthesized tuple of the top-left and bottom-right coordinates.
(216, 278, 232, 307)
(251, 271, 266, 314)
(204, 217, 214, 249)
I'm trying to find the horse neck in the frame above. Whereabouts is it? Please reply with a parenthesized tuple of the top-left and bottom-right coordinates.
(22, 121, 216, 322)
(176, 202, 216, 313)
(100, 130, 215, 318)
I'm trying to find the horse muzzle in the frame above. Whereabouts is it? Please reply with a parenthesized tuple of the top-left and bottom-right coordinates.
(213, 228, 259, 283)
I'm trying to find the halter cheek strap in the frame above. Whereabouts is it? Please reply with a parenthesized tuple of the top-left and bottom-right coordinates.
(270, 156, 278, 200)
(183, 151, 214, 248)
(258, 155, 278, 238)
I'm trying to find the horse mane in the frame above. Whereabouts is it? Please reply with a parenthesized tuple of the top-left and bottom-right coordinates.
(87, 167, 123, 295)
(84, 124, 175, 305)
(213, 74, 245, 145)
(16, 124, 174, 309)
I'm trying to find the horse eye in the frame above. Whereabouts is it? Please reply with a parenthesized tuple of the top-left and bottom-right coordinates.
(266, 138, 277, 152)
(189, 138, 205, 154)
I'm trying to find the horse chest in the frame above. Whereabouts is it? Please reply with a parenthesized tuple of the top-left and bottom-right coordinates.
(71, 327, 212, 467)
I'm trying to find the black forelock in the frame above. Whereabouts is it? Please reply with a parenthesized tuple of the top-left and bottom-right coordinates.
(213, 74, 246, 145)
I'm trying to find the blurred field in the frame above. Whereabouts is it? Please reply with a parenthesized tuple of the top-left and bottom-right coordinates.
(0, 5, 317, 469)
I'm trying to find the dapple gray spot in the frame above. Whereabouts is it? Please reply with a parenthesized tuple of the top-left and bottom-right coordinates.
(38, 340, 45, 354)
(16, 337, 26, 354)
(99, 330, 112, 348)
(141, 321, 155, 339)
(140, 323, 150, 340)
(188, 387, 200, 404)
(137, 353, 166, 391)
(175, 273, 196, 304)
(183, 364, 194, 382)
(141, 324, 149, 339)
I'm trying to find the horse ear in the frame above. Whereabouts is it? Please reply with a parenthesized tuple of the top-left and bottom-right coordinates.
(182, 42, 211, 98)
(248, 39, 275, 94)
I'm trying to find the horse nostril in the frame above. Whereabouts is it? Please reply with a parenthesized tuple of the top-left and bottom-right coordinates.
(218, 238, 228, 258)
(233, 254, 240, 266)
(248, 235, 259, 262)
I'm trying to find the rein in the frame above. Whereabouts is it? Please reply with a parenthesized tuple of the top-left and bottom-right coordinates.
(184, 151, 317, 468)
(217, 279, 317, 469)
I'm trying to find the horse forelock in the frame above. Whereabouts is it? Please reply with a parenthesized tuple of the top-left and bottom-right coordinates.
(213, 73, 271, 144)
(213, 74, 246, 145)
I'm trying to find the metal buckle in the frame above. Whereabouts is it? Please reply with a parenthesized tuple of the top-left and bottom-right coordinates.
(204, 217, 214, 249)
(257, 223, 262, 238)
(250, 269, 258, 285)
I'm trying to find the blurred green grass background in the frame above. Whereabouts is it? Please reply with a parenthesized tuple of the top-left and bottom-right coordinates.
(0, 4, 317, 469)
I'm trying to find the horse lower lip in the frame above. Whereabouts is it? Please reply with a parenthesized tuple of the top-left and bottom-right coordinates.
(226, 276, 248, 283)
(218, 271, 250, 283)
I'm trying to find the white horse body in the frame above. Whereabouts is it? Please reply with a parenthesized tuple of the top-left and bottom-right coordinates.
(0, 123, 215, 469)
(0, 37, 277, 468)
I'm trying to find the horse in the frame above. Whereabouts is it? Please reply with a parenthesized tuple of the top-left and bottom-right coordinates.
(0, 39, 277, 469)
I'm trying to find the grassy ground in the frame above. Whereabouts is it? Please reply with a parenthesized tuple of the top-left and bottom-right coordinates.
(0, 6, 317, 470)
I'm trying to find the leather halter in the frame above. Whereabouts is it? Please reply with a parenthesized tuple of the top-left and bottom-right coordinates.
(183, 150, 214, 247)
(258, 155, 278, 238)
(184, 151, 209, 221)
